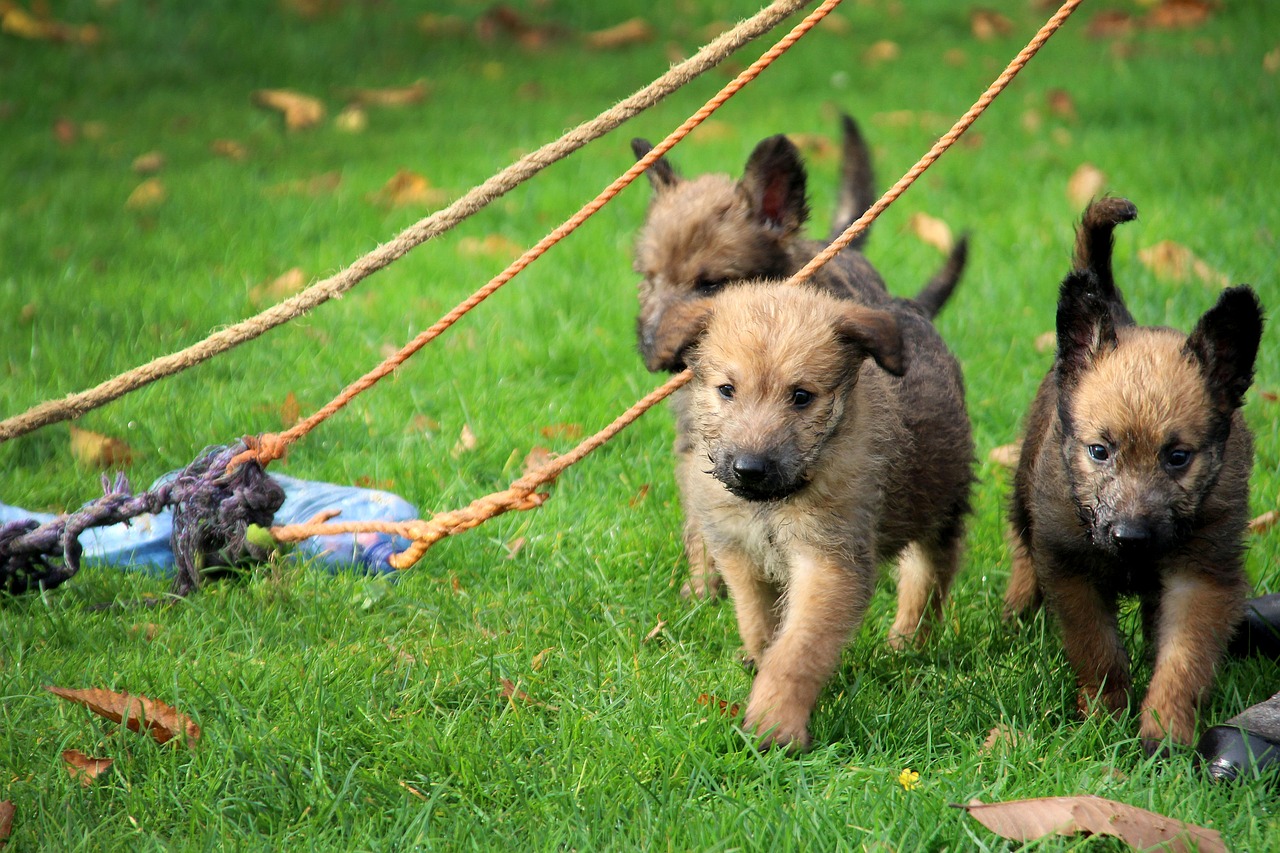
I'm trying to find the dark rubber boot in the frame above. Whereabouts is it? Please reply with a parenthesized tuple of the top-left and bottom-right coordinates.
(1228, 593, 1280, 659)
(1197, 690, 1280, 781)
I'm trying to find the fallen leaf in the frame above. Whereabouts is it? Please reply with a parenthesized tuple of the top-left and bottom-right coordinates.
(499, 677, 559, 710)
(1260, 389, 1278, 403)
(368, 169, 448, 208)
(417, 13, 467, 39)
(1066, 163, 1106, 209)
(457, 233, 523, 259)
(980, 723, 1024, 753)
(408, 413, 440, 434)
(584, 17, 653, 50)
(253, 89, 326, 131)
(266, 171, 341, 197)
(522, 446, 556, 477)
(1249, 511, 1278, 534)
(334, 105, 367, 133)
(1, 7, 99, 43)
(63, 749, 114, 787)
(280, 0, 342, 20)
(1138, 241, 1229, 287)
(125, 178, 167, 211)
(342, 81, 430, 108)
(69, 425, 133, 469)
(131, 151, 165, 174)
(539, 423, 583, 440)
(475, 4, 566, 48)
(452, 423, 478, 457)
(1034, 330, 1056, 353)
(1046, 89, 1077, 121)
(46, 685, 200, 747)
(863, 39, 899, 64)
(958, 795, 1225, 853)
(988, 442, 1022, 468)
(400, 779, 429, 800)
(128, 622, 162, 641)
(504, 536, 527, 559)
(697, 692, 741, 718)
(944, 48, 968, 67)
(1147, 0, 1212, 29)
(1087, 10, 1135, 38)
(531, 647, 554, 670)
(629, 483, 651, 508)
(970, 9, 1013, 40)
(789, 133, 838, 163)
(353, 476, 395, 490)
(643, 617, 667, 644)
(0, 800, 12, 845)
(908, 212, 954, 254)
(210, 138, 249, 160)
(249, 267, 308, 306)
(280, 391, 302, 428)
(53, 117, 77, 145)
(1265, 47, 1280, 74)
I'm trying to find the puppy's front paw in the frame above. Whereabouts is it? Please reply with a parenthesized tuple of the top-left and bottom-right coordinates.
(1139, 702, 1196, 752)
(744, 681, 813, 754)
(1076, 681, 1130, 718)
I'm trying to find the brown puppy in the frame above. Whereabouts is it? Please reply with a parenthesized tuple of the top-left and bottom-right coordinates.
(1006, 197, 1265, 751)
(678, 282, 973, 751)
(632, 116, 969, 598)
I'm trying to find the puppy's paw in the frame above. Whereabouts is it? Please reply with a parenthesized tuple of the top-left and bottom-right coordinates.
(744, 683, 813, 754)
(1139, 703, 1196, 751)
(1076, 682, 1130, 718)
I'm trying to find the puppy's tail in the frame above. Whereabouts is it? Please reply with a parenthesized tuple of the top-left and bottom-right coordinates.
(827, 114, 876, 249)
(912, 234, 970, 319)
(1074, 197, 1138, 326)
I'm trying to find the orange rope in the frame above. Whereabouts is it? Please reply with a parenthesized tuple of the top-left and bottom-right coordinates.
(229, 0, 845, 474)
(273, 0, 1085, 569)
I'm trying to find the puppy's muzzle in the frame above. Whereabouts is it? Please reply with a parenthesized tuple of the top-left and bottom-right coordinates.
(1100, 516, 1175, 558)
(715, 452, 800, 502)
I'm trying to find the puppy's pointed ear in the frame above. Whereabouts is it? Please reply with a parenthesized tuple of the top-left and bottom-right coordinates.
(1184, 285, 1264, 413)
(1055, 270, 1118, 390)
(835, 304, 904, 377)
(646, 297, 716, 373)
(740, 135, 810, 237)
(631, 138, 679, 191)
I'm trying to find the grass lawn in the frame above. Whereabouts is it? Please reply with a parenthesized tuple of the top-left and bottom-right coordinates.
(2, 0, 1279, 848)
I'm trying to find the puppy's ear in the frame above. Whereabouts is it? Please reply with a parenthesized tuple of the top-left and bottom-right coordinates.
(740, 135, 810, 237)
(835, 304, 904, 377)
(1073, 196, 1138, 326)
(1055, 270, 1118, 390)
(1185, 285, 1264, 413)
(646, 297, 717, 373)
(631, 138, 679, 191)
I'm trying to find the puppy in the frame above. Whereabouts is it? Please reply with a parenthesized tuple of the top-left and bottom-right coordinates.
(632, 116, 969, 598)
(678, 282, 973, 751)
(1006, 197, 1264, 751)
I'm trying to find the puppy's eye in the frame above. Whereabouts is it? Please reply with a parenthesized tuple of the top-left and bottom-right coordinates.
(1165, 448, 1194, 470)
(791, 389, 814, 409)
(695, 275, 727, 294)
(1087, 444, 1110, 463)
(717, 383, 735, 400)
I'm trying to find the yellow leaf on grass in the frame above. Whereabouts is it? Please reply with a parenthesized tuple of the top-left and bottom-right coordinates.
(584, 17, 653, 50)
(863, 40, 899, 64)
(451, 423, 478, 458)
(343, 81, 430, 108)
(334, 105, 367, 133)
(970, 9, 1013, 40)
(46, 685, 200, 747)
(1066, 163, 1106, 209)
(63, 749, 114, 787)
(1138, 241, 1230, 287)
(2, 7, 100, 43)
(125, 178, 167, 211)
(253, 89, 325, 130)
(210, 138, 249, 161)
(368, 169, 448, 208)
(457, 233, 523, 260)
(1249, 510, 1279, 534)
(908, 212, 954, 254)
(131, 151, 166, 174)
(1034, 330, 1056, 353)
(249, 267, 307, 306)
(69, 425, 133, 469)
(988, 442, 1022, 468)
(643, 617, 667, 644)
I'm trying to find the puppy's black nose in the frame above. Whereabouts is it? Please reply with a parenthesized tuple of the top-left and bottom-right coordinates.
(1110, 520, 1153, 550)
(732, 454, 775, 486)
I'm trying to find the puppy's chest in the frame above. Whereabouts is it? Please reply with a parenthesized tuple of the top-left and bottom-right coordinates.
(709, 503, 820, 585)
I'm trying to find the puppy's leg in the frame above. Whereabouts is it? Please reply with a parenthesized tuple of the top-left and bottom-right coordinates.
(714, 547, 780, 665)
(888, 534, 961, 649)
(745, 548, 873, 752)
(675, 443, 723, 600)
(1043, 570, 1131, 717)
(1140, 571, 1244, 751)
(1001, 528, 1042, 621)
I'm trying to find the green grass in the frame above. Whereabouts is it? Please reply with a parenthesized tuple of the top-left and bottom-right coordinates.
(2, 0, 1279, 848)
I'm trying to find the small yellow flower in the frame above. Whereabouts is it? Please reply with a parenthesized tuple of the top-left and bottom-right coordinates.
(897, 768, 920, 791)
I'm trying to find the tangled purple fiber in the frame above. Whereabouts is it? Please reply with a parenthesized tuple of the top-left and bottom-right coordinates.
(0, 443, 284, 597)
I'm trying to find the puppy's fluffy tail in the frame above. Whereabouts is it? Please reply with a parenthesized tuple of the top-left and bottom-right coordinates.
(827, 114, 876, 249)
(912, 235, 969, 319)
(1074, 197, 1138, 326)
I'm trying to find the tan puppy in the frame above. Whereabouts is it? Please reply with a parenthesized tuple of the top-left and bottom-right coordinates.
(678, 282, 973, 751)
(1006, 197, 1264, 751)
(632, 117, 968, 598)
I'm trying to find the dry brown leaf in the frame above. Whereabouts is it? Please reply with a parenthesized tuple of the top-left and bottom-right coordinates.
(266, 171, 341, 197)
(944, 48, 968, 67)
(46, 685, 200, 746)
(503, 537, 527, 561)
(0, 800, 12, 845)
(1147, 0, 1212, 29)
(249, 267, 307, 306)
(643, 617, 667, 644)
(1046, 89, 1077, 121)
(280, 391, 302, 428)
(584, 17, 653, 50)
(988, 442, 1022, 468)
(789, 133, 837, 163)
(1138, 241, 1229, 287)
(908, 212, 954, 254)
(343, 81, 429, 108)
(253, 89, 326, 131)
(408, 413, 440, 434)
(980, 723, 1024, 753)
(417, 13, 467, 39)
(125, 178, 167, 211)
(128, 622, 162, 641)
(1034, 330, 1056, 353)
(1, 7, 99, 43)
(863, 39, 899, 64)
(132, 151, 166, 174)
(499, 677, 559, 710)
(457, 233, 523, 259)
(452, 423, 478, 457)
(1066, 163, 1106, 209)
(1249, 510, 1279, 534)
(1265, 47, 1280, 74)
(1087, 10, 1135, 38)
(959, 795, 1225, 852)
(1260, 389, 1279, 403)
(629, 483, 651, 508)
(539, 422, 583, 440)
(63, 749, 114, 787)
(970, 9, 1013, 40)
(210, 138, 249, 161)
(334, 105, 367, 133)
(280, 0, 343, 19)
(697, 693, 741, 718)
(368, 169, 448, 208)
(53, 117, 77, 146)
(531, 647, 554, 670)
(523, 446, 556, 477)
(69, 425, 133, 469)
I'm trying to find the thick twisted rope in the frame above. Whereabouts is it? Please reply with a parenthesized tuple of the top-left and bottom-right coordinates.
(0, 0, 816, 446)
(271, 0, 1086, 570)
